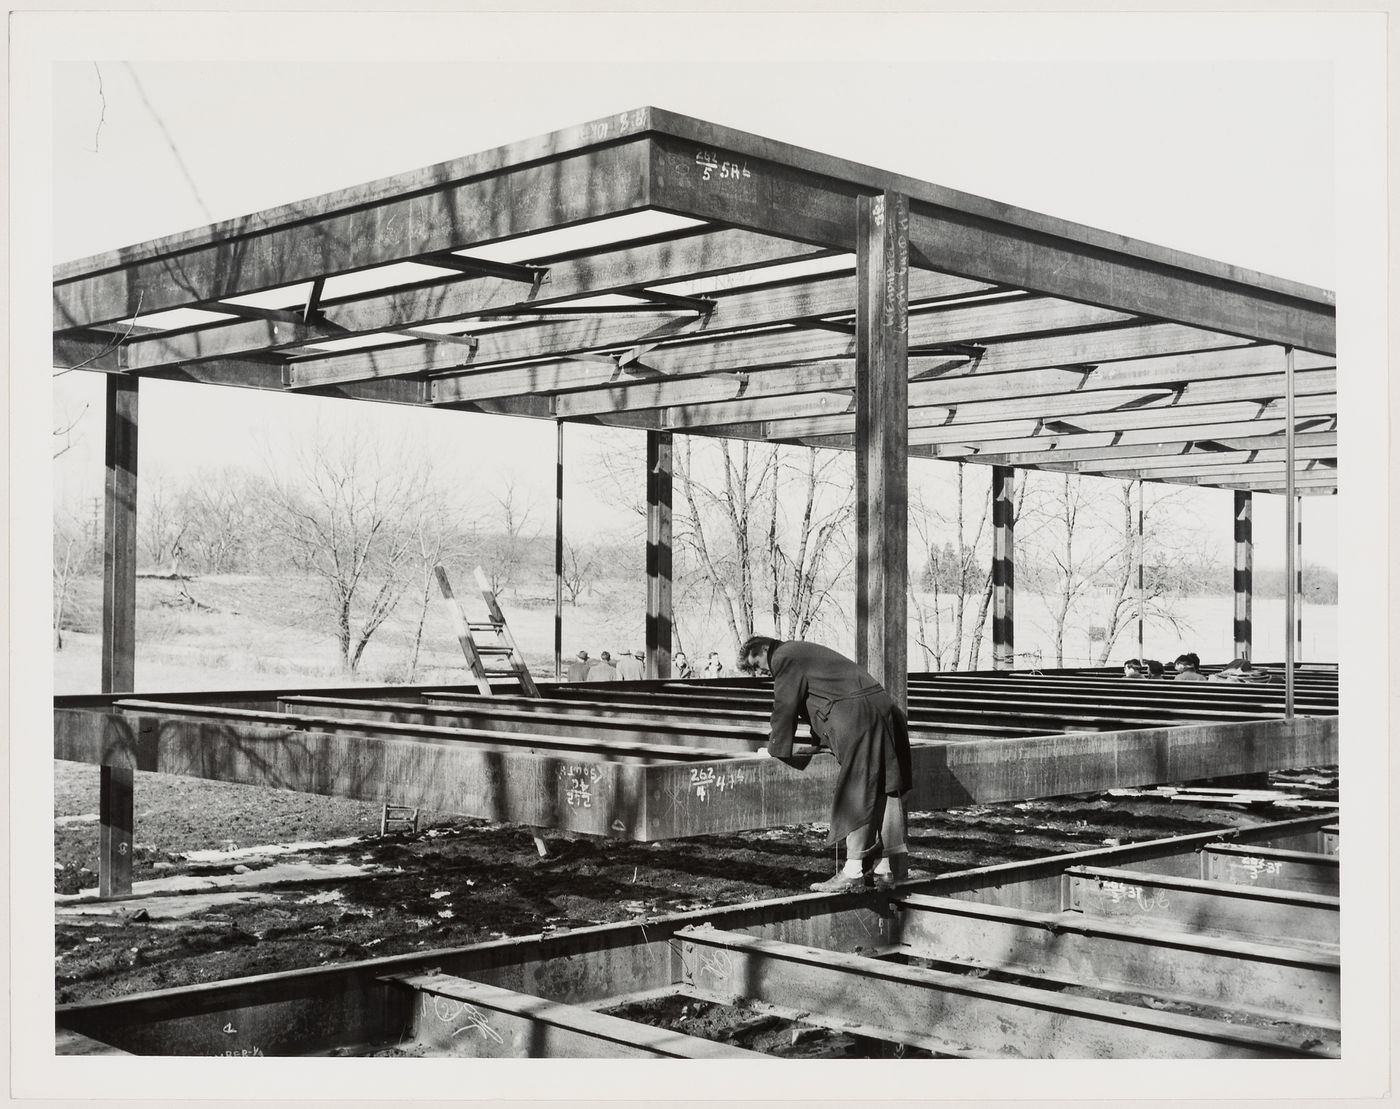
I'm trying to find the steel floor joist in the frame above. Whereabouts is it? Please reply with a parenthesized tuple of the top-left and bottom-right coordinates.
(54, 669, 1337, 840)
(55, 814, 1341, 1059)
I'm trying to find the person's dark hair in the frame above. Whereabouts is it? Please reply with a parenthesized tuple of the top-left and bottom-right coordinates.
(737, 635, 780, 673)
(1174, 652, 1200, 670)
(1123, 658, 1145, 673)
(1145, 659, 1165, 678)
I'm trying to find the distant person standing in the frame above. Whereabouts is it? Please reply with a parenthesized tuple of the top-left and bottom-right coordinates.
(588, 651, 619, 681)
(739, 636, 913, 891)
(615, 649, 644, 681)
(673, 652, 693, 679)
(703, 651, 725, 679)
(566, 651, 591, 683)
(1123, 659, 1146, 679)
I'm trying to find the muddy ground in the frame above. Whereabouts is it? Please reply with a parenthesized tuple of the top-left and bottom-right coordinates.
(54, 760, 1338, 1033)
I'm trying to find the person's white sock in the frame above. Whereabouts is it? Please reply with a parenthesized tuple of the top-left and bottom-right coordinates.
(873, 849, 908, 875)
(840, 858, 865, 878)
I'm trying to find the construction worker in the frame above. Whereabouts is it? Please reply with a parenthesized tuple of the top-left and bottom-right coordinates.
(738, 635, 912, 891)
(566, 651, 591, 683)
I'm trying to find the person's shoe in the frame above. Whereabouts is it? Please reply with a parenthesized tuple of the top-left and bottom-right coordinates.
(874, 853, 911, 888)
(809, 871, 871, 893)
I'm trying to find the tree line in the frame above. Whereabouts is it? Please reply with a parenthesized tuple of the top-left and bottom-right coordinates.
(54, 425, 1335, 674)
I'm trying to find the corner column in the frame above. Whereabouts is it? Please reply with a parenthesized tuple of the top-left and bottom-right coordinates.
(1232, 490, 1253, 661)
(854, 191, 909, 707)
(645, 430, 673, 679)
(554, 421, 564, 681)
(992, 466, 1016, 670)
(100, 374, 139, 897)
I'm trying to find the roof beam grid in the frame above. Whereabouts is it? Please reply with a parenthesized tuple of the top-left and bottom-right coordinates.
(102, 229, 834, 372)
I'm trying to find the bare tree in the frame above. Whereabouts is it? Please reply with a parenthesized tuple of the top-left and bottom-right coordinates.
(261, 434, 437, 674)
(674, 439, 853, 649)
(140, 470, 190, 572)
(1020, 473, 1198, 666)
(909, 463, 993, 671)
(183, 466, 257, 574)
(480, 478, 538, 597)
(1089, 481, 1196, 663)
(53, 505, 95, 649)
(561, 539, 599, 605)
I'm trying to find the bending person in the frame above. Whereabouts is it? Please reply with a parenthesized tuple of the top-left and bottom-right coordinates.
(738, 635, 913, 892)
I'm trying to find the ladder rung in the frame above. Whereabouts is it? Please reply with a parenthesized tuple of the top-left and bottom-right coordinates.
(467, 622, 502, 632)
(476, 645, 515, 654)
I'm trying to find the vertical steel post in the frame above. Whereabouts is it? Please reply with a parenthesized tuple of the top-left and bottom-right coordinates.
(1137, 480, 1145, 665)
(100, 374, 138, 898)
(645, 430, 673, 680)
(1284, 346, 1296, 718)
(854, 191, 910, 706)
(554, 420, 564, 681)
(991, 466, 1015, 671)
(1233, 491, 1253, 661)
(1296, 494, 1304, 663)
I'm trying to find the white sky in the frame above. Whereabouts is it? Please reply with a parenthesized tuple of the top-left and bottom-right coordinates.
(13, 10, 1389, 1103)
(46, 43, 1342, 569)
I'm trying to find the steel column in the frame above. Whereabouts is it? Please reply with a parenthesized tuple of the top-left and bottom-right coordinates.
(100, 374, 138, 898)
(554, 421, 564, 681)
(1296, 494, 1304, 663)
(1233, 491, 1253, 660)
(645, 430, 673, 680)
(1284, 346, 1296, 718)
(854, 192, 909, 706)
(1136, 480, 1145, 663)
(992, 466, 1015, 670)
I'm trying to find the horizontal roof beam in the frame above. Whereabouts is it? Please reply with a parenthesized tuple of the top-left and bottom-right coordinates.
(551, 341, 1331, 421)
(1097, 459, 1335, 483)
(970, 429, 1337, 468)
(430, 298, 1140, 405)
(663, 367, 1335, 432)
(647, 126, 1334, 353)
(443, 319, 1265, 412)
(112, 229, 835, 370)
(54, 137, 655, 331)
(286, 268, 1000, 389)
(756, 382, 1336, 442)
(1070, 444, 1336, 477)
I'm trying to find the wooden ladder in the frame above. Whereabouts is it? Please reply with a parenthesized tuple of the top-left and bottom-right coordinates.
(432, 563, 552, 856)
(434, 564, 541, 697)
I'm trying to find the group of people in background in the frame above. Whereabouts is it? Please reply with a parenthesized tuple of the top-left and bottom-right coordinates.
(565, 647, 729, 682)
(1123, 652, 1272, 684)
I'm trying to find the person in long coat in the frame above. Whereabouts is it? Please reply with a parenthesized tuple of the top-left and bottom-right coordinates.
(738, 635, 913, 892)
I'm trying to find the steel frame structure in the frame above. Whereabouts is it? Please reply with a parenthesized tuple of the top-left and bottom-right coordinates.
(55, 813, 1340, 1059)
(54, 107, 1335, 494)
(52, 107, 1338, 896)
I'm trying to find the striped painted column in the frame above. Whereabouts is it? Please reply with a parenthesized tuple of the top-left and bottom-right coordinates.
(1295, 495, 1304, 663)
(992, 466, 1015, 670)
(1232, 490, 1253, 661)
(645, 430, 673, 680)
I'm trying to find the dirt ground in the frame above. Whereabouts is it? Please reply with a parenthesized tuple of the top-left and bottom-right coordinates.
(54, 760, 1338, 1021)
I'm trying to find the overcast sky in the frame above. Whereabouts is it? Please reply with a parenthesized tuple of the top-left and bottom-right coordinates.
(47, 20, 1346, 568)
